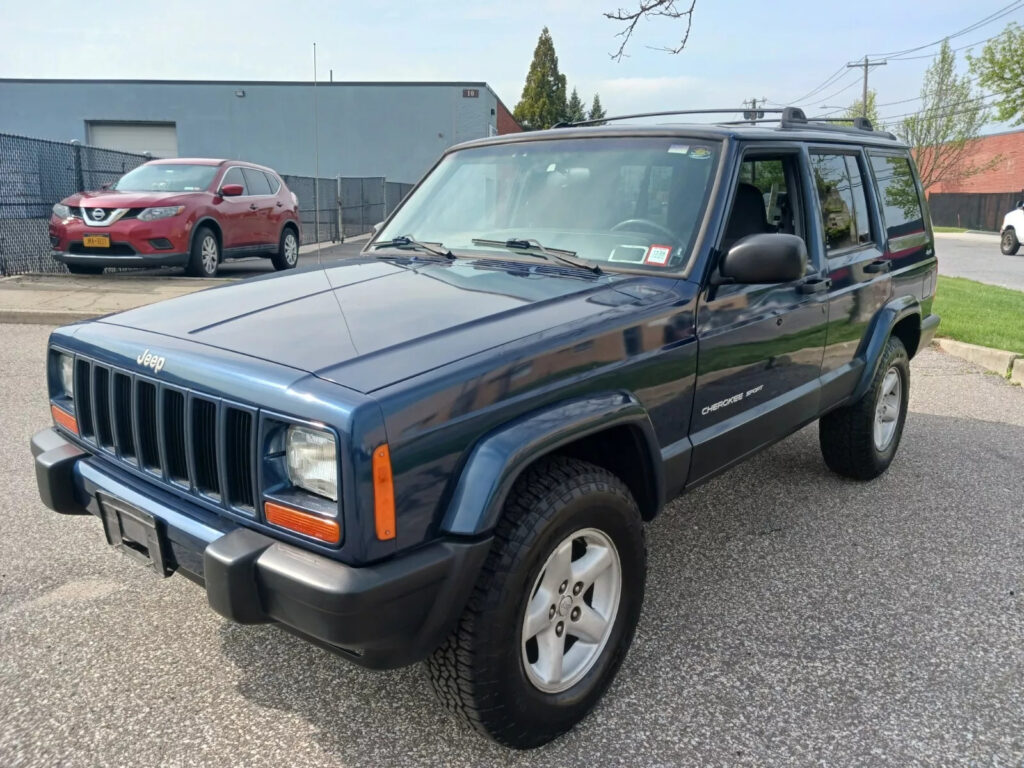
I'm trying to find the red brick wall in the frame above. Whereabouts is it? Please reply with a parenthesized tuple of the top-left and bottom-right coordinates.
(496, 100, 522, 135)
(923, 129, 1024, 195)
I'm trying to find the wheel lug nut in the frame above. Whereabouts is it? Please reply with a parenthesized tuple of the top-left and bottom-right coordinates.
(559, 580, 568, 594)
(548, 606, 556, 619)
(556, 622, 564, 636)
(571, 607, 581, 621)
(572, 582, 582, 595)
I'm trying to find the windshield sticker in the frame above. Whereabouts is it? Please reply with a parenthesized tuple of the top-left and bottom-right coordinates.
(667, 144, 689, 154)
(688, 146, 712, 160)
(644, 244, 673, 266)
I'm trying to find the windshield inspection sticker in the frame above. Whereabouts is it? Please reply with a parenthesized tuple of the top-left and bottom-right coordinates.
(644, 244, 673, 266)
(667, 144, 689, 154)
(688, 146, 712, 160)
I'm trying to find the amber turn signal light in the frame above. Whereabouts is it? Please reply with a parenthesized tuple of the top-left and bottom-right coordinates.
(264, 501, 340, 544)
(51, 404, 78, 435)
(373, 443, 396, 541)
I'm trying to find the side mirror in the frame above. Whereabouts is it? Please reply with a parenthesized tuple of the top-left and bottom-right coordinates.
(1016, 200, 1023, 209)
(219, 184, 244, 197)
(718, 233, 807, 285)
(372, 221, 383, 234)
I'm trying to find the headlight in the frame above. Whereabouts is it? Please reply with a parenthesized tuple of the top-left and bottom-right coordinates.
(57, 353, 74, 399)
(286, 425, 338, 501)
(138, 206, 184, 221)
(52, 203, 71, 219)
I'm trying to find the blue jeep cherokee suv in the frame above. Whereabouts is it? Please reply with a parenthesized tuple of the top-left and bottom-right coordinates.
(33, 108, 939, 748)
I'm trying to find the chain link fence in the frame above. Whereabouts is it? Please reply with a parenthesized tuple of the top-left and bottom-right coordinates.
(0, 131, 416, 276)
(0, 133, 150, 275)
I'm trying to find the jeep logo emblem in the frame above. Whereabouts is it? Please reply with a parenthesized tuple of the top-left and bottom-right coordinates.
(137, 349, 166, 374)
(91, 208, 105, 221)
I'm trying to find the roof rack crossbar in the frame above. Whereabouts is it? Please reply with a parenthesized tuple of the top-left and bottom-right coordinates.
(556, 105, 896, 139)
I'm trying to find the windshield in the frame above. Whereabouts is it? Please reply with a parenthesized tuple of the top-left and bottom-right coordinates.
(113, 163, 219, 192)
(377, 137, 721, 271)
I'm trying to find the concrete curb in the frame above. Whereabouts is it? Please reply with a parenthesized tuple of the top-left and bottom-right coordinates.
(0, 309, 100, 326)
(933, 338, 1022, 378)
(1012, 359, 1024, 386)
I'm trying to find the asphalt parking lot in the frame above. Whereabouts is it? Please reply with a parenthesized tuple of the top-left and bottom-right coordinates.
(935, 231, 1024, 291)
(1, 325, 1022, 767)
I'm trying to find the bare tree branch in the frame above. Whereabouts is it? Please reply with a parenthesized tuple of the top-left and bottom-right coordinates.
(604, 0, 696, 62)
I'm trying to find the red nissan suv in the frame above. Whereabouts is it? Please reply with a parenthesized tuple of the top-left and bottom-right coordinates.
(49, 158, 301, 277)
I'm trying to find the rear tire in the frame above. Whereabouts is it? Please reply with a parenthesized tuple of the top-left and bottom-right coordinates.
(271, 227, 299, 271)
(426, 456, 646, 749)
(186, 227, 219, 277)
(819, 336, 910, 480)
(1001, 228, 1020, 255)
(66, 264, 103, 275)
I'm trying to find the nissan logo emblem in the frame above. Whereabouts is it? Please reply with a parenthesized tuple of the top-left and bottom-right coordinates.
(91, 208, 105, 221)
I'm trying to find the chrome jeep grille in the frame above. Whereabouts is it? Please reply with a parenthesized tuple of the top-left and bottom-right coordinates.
(71, 357, 257, 514)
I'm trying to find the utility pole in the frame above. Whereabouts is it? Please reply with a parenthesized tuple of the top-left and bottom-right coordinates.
(847, 56, 887, 118)
(743, 97, 766, 123)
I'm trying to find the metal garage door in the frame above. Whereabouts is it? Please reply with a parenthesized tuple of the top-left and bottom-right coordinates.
(86, 122, 178, 158)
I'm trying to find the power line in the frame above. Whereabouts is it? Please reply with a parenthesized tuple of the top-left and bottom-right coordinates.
(875, 74, 984, 108)
(877, 92, 998, 123)
(867, 0, 1023, 58)
(887, 27, 1016, 61)
(784, 64, 850, 106)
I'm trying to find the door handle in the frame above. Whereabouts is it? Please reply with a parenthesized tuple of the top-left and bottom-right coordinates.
(864, 259, 891, 274)
(249, 203, 258, 211)
(798, 277, 832, 294)
(276, 201, 283, 207)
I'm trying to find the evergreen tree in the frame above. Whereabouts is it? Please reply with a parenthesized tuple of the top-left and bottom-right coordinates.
(513, 28, 568, 131)
(589, 93, 607, 125)
(566, 88, 587, 124)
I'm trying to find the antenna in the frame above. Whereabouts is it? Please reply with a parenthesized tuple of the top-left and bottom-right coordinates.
(313, 42, 321, 264)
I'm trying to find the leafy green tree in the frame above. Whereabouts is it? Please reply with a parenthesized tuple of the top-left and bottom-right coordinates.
(968, 22, 1024, 127)
(513, 27, 568, 131)
(899, 40, 992, 193)
(589, 93, 607, 125)
(566, 88, 587, 124)
(839, 89, 880, 128)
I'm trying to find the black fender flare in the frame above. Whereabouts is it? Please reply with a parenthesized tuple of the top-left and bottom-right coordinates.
(440, 392, 663, 537)
(850, 295, 921, 402)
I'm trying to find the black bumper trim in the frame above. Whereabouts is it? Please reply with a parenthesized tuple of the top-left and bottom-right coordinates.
(52, 250, 190, 268)
(33, 427, 492, 669)
(32, 429, 90, 514)
(204, 528, 491, 668)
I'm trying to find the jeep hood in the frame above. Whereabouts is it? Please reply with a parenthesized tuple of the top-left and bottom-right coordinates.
(99, 257, 642, 392)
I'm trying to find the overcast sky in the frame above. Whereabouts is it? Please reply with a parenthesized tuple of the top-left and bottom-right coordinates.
(3, 0, 1020, 131)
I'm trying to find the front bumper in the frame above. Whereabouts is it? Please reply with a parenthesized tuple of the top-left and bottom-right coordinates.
(31, 428, 490, 669)
(52, 250, 190, 268)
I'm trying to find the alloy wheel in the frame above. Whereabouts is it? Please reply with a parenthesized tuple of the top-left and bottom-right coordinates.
(873, 366, 902, 451)
(521, 527, 622, 694)
(201, 235, 218, 274)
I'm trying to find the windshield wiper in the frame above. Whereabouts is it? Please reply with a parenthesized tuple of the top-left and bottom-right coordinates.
(470, 238, 602, 274)
(371, 235, 454, 259)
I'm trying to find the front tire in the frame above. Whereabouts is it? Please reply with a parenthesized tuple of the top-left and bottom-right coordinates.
(186, 227, 220, 277)
(819, 336, 910, 480)
(427, 456, 646, 749)
(1001, 228, 1020, 255)
(271, 227, 299, 271)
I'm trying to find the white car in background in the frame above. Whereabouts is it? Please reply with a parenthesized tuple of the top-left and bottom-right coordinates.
(1000, 200, 1024, 255)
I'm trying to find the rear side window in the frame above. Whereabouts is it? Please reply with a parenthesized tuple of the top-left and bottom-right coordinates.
(810, 153, 871, 253)
(242, 168, 272, 196)
(264, 172, 281, 194)
(221, 167, 247, 194)
(869, 154, 925, 243)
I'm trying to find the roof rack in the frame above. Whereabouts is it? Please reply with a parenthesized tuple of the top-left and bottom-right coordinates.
(555, 106, 896, 139)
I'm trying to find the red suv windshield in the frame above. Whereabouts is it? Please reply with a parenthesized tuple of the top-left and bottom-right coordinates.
(114, 164, 218, 193)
